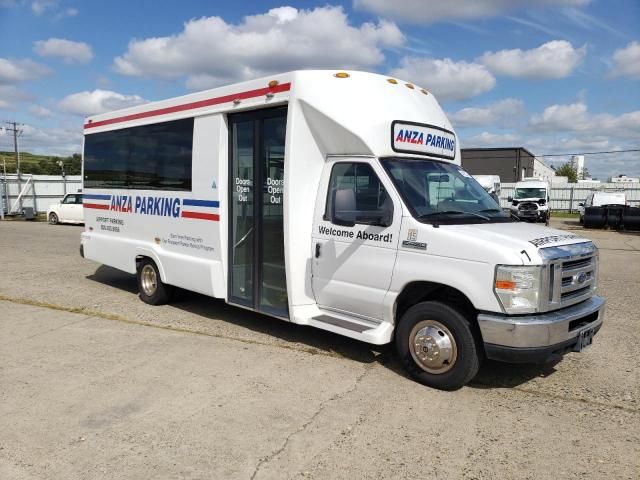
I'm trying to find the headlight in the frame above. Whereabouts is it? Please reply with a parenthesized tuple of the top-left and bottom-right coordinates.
(494, 265, 542, 314)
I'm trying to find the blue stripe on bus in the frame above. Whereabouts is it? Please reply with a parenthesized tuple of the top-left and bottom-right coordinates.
(83, 194, 111, 200)
(182, 199, 219, 208)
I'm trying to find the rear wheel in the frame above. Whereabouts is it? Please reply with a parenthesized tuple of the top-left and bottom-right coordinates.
(137, 258, 173, 305)
(48, 212, 58, 225)
(396, 301, 481, 390)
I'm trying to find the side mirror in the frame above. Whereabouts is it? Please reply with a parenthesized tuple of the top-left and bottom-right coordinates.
(332, 189, 356, 227)
(578, 202, 584, 207)
(538, 198, 546, 206)
(507, 196, 513, 202)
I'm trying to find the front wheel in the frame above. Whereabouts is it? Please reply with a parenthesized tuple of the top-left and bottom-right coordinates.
(395, 301, 481, 390)
(137, 258, 173, 305)
(48, 212, 58, 225)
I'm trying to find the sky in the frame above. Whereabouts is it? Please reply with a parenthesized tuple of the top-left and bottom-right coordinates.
(0, 0, 638, 180)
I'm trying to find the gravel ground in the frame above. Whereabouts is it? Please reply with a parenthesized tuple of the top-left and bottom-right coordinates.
(0, 218, 638, 479)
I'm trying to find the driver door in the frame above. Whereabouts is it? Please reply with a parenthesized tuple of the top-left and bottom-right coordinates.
(311, 158, 401, 321)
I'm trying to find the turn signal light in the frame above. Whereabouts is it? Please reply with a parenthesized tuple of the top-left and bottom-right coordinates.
(495, 280, 516, 291)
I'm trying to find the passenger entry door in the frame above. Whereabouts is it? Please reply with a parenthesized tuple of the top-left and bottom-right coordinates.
(311, 159, 401, 321)
(228, 107, 288, 318)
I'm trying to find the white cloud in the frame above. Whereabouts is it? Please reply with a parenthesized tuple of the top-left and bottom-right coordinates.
(463, 131, 521, 147)
(610, 41, 640, 79)
(58, 89, 147, 116)
(480, 40, 586, 79)
(390, 57, 495, 101)
(353, 0, 589, 23)
(449, 98, 524, 128)
(34, 38, 93, 64)
(529, 101, 640, 139)
(113, 6, 405, 89)
(0, 57, 50, 84)
(0, 85, 33, 109)
(31, 0, 56, 15)
(19, 124, 82, 156)
(29, 105, 53, 117)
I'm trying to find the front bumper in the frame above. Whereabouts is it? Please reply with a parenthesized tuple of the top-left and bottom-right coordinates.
(478, 296, 605, 363)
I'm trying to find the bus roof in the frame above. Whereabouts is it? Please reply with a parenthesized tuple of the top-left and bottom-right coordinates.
(84, 70, 459, 162)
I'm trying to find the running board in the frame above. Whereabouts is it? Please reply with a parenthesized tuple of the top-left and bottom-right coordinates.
(312, 314, 374, 333)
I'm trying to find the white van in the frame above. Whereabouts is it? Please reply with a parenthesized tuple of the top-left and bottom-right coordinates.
(509, 178, 550, 223)
(80, 71, 605, 390)
(579, 191, 626, 222)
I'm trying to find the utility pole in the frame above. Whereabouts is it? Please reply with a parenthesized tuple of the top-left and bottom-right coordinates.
(3, 121, 24, 213)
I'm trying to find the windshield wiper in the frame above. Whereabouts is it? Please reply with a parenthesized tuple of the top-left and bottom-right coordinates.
(418, 210, 491, 221)
(478, 208, 503, 214)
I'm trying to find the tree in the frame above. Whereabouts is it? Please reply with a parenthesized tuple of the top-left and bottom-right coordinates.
(580, 166, 591, 180)
(555, 162, 578, 183)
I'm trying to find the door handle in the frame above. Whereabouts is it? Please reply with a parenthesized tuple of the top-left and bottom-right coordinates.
(315, 243, 321, 258)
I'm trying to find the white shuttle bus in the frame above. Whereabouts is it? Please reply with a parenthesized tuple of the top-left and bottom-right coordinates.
(80, 70, 605, 390)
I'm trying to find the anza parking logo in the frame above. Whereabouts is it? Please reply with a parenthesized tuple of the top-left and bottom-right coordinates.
(83, 194, 220, 222)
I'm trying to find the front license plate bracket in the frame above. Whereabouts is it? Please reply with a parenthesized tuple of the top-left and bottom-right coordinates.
(573, 327, 595, 352)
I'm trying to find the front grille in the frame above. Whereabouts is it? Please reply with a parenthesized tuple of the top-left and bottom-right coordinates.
(539, 242, 598, 312)
(563, 258, 592, 271)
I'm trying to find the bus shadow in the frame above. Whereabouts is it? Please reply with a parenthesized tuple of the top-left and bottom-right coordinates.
(469, 358, 561, 389)
(86, 264, 561, 390)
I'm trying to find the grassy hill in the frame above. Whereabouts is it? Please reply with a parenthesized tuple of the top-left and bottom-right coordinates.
(0, 151, 81, 175)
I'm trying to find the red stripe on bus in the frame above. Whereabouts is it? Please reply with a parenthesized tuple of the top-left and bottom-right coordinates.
(83, 203, 110, 210)
(84, 83, 292, 130)
(181, 211, 220, 221)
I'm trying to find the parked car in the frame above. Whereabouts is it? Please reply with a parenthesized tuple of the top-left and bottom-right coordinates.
(47, 193, 84, 225)
(579, 191, 626, 223)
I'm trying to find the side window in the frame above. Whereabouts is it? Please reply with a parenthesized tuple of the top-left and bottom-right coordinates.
(62, 195, 74, 204)
(84, 117, 193, 191)
(74, 194, 83, 204)
(325, 162, 392, 226)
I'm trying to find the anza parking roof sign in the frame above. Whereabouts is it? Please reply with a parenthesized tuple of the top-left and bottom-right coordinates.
(391, 121, 456, 160)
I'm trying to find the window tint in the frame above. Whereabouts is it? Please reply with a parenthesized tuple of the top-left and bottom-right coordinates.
(84, 118, 193, 191)
(325, 162, 391, 224)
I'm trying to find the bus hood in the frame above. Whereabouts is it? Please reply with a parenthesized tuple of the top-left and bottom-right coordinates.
(443, 222, 590, 263)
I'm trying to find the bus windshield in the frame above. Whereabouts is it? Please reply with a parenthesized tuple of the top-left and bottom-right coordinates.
(514, 188, 546, 199)
(380, 158, 511, 224)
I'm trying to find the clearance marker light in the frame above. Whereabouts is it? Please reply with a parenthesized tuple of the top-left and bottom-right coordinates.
(405, 83, 415, 89)
(387, 78, 398, 84)
(334, 72, 350, 78)
(233, 99, 241, 105)
(268, 80, 279, 88)
(421, 88, 429, 95)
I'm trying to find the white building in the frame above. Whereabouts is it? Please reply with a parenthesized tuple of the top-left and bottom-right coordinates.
(609, 175, 640, 183)
(532, 157, 556, 182)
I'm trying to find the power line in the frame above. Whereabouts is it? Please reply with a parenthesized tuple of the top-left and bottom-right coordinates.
(460, 148, 640, 161)
(537, 149, 640, 158)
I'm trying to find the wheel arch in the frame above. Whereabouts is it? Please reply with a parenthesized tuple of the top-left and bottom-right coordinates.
(135, 249, 167, 282)
(393, 281, 485, 356)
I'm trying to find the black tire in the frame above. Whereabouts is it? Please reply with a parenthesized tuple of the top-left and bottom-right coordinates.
(136, 258, 173, 305)
(48, 212, 58, 225)
(395, 301, 481, 391)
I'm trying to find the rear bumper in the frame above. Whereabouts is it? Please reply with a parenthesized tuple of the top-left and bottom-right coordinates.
(478, 296, 605, 363)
